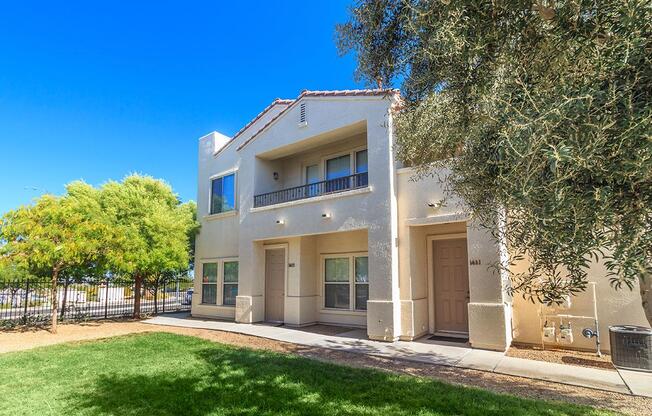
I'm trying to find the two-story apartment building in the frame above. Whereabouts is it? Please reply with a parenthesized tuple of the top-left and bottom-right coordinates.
(192, 89, 649, 352)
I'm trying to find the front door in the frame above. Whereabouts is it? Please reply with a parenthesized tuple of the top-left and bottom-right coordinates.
(265, 248, 285, 322)
(433, 239, 469, 334)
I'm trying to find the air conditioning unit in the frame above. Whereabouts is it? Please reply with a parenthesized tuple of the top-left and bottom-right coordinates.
(609, 325, 652, 372)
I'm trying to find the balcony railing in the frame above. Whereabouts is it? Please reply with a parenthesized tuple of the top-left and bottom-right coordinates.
(254, 172, 368, 208)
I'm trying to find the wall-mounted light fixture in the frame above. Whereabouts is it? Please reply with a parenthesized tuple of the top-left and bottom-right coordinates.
(273, 172, 279, 181)
(321, 213, 331, 219)
(275, 219, 285, 225)
(427, 200, 443, 209)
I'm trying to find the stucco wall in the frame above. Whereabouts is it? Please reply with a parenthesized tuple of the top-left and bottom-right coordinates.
(239, 230, 368, 328)
(511, 257, 649, 352)
(395, 167, 649, 351)
(235, 96, 401, 340)
(396, 168, 512, 350)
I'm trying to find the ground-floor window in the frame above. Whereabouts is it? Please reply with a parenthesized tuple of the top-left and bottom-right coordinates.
(201, 263, 218, 304)
(323, 253, 368, 311)
(201, 259, 239, 306)
(222, 261, 239, 306)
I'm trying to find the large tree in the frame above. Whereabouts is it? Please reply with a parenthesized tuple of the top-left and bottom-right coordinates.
(338, 1, 652, 323)
(100, 174, 198, 318)
(0, 182, 113, 332)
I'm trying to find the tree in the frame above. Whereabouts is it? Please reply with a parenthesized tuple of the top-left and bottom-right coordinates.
(338, 1, 652, 324)
(100, 175, 198, 318)
(0, 182, 113, 332)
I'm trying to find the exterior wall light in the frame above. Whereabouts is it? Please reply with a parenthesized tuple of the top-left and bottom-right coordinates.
(321, 213, 331, 219)
(427, 200, 443, 209)
(273, 172, 279, 181)
(275, 219, 285, 225)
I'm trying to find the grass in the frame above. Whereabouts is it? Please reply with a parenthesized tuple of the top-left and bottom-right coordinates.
(0, 332, 616, 416)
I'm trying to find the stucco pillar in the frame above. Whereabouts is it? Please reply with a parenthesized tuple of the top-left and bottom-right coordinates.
(466, 221, 513, 351)
(283, 237, 318, 326)
(366, 106, 401, 342)
(235, 240, 265, 323)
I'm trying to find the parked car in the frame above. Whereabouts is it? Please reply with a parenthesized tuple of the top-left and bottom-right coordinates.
(182, 288, 193, 305)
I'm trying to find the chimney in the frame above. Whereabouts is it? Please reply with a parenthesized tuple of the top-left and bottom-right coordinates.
(210, 131, 231, 154)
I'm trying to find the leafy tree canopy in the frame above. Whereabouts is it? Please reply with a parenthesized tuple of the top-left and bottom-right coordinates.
(100, 174, 198, 278)
(99, 174, 199, 317)
(0, 181, 115, 331)
(0, 181, 113, 279)
(0, 262, 33, 282)
(338, 1, 652, 323)
(0, 175, 199, 325)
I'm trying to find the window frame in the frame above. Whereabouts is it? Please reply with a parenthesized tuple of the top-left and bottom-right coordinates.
(209, 170, 237, 216)
(200, 262, 218, 305)
(321, 252, 369, 312)
(200, 258, 239, 307)
(354, 255, 369, 311)
(318, 146, 368, 183)
(222, 260, 239, 306)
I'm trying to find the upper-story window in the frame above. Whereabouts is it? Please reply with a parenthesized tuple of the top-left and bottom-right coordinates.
(323, 148, 368, 191)
(326, 154, 351, 180)
(355, 149, 368, 186)
(210, 173, 236, 214)
(355, 150, 368, 174)
(324, 149, 368, 178)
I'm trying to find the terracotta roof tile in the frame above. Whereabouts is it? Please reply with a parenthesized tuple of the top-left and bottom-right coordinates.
(231, 98, 294, 141)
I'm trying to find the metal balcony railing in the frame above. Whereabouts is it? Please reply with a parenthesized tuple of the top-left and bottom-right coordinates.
(253, 172, 368, 208)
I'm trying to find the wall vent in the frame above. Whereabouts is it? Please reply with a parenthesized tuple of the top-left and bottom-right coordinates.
(298, 102, 307, 127)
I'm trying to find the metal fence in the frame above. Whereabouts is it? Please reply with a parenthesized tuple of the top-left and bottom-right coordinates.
(253, 172, 369, 207)
(0, 277, 194, 328)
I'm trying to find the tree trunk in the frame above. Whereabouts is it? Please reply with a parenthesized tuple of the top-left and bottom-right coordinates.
(133, 274, 142, 319)
(50, 268, 60, 333)
(639, 275, 652, 327)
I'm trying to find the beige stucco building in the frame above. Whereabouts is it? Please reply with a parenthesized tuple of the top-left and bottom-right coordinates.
(192, 89, 649, 352)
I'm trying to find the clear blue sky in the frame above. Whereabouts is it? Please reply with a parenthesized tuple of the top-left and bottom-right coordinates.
(0, 1, 364, 215)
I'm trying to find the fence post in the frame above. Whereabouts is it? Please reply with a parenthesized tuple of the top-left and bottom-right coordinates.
(104, 279, 109, 319)
(162, 281, 166, 313)
(23, 279, 30, 321)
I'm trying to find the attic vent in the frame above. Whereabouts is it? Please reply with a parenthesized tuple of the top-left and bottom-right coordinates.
(298, 102, 307, 126)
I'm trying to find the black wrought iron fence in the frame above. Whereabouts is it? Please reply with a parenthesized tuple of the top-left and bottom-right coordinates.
(0, 277, 194, 328)
(253, 172, 369, 208)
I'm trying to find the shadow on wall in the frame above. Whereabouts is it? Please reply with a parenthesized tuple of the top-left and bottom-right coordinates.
(68, 339, 609, 416)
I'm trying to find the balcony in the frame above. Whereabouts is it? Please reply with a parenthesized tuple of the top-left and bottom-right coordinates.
(254, 172, 368, 208)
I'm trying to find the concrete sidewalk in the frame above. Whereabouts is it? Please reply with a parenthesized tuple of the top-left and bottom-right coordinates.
(144, 313, 651, 397)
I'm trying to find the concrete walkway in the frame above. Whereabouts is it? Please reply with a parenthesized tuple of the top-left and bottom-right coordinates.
(144, 313, 651, 397)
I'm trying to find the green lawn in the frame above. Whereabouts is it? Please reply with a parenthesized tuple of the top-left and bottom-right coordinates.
(0, 332, 614, 416)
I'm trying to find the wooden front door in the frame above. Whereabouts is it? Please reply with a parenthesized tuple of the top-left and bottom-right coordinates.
(265, 248, 285, 322)
(433, 238, 469, 334)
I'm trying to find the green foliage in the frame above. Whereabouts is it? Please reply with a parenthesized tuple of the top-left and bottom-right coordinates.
(0, 174, 199, 324)
(0, 332, 614, 415)
(0, 262, 33, 282)
(99, 174, 199, 279)
(338, 1, 652, 318)
(0, 182, 113, 279)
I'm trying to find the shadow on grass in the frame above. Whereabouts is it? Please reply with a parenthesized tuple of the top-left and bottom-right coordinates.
(69, 344, 607, 416)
